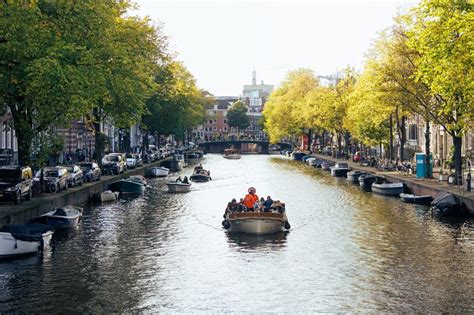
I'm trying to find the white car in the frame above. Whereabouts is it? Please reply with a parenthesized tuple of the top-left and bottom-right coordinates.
(126, 157, 137, 169)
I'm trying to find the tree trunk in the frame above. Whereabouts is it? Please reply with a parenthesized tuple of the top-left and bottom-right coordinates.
(425, 121, 432, 178)
(398, 116, 406, 162)
(12, 110, 33, 167)
(389, 113, 393, 162)
(452, 134, 463, 185)
(143, 130, 149, 149)
(344, 131, 350, 159)
(307, 128, 312, 152)
(93, 108, 102, 166)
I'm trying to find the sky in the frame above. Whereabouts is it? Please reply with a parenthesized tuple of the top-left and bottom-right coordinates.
(133, 0, 417, 96)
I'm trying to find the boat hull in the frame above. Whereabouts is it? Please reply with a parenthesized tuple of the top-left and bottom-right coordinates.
(330, 168, 351, 177)
(346, 171, 366, 183)
(42, 207, 82, 228)
(226, 212, 288, 235)
(190, 174, 211, 182)
(223, 154, 241, 159)
(100, 191, 119, 202)
(148, 167, 169, 177)
(372, 183, 404, 195)
(0, 231, 53, 258)
(167, 182, 191, 193)
(109, 180, 145, 194)
(399, 193, 433, 204)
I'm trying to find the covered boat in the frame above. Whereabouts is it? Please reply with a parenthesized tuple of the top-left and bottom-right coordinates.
(222, 212, 290, 235)
(223, 148, 241, 159)
(41, 206, 82, 228)
(400, 193, 433, 204)
(330, 162, 351, 177)
(372, 182, 404, 195)
(190, 168, 211, 182)
(148, 166, 169, 178)
(167, 181, 191, 193)
(0, 223, 54, 258)
(346, 170, 367, 183)
(431, 191, 466, 216)
(109, 178, 145, 194)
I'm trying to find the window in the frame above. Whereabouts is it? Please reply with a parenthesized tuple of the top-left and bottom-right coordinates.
(214, 120, 217, 123)
(209, 120, 212, 124)
(408, 124, 418, 140)
(224, 127, 227, 132)
(224, 120, 227, 124)
(214, 127, 217, 131)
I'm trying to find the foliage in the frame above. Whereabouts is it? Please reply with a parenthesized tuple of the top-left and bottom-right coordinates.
(227, 100, 250, 133)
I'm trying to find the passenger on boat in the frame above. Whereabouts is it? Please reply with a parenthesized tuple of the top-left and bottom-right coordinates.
(182, 176, 189, 184)
(271, 200, 285, 213)
(263, 196, 273, 212)
(175, 176, 183, 183)
(195, 164, 203, 172)
(243, 187, 259, 211)
(228, 198, 238, 213)
(258, 197, 265, 211)
(237, 198, 245, 212)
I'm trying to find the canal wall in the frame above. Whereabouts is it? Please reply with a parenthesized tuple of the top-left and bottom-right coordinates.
(0, 158, 178, 228)
(309, 153, 474, 215)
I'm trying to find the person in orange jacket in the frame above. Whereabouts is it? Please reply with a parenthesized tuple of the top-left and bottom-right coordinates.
(243, 187, 259, 211)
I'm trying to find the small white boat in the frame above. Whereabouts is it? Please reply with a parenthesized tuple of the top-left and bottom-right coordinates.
(0, 224, 54, 258)
(223, 148, 241, 159)
(306, 157, 316, 165)
(100, 190, 119, 202)
(148, 166, 169, 177)
(167, 181, 191, 193)
(41, 206, 83, 228)
(399, 193, 433, 204)
(330, 162, 351, 177)
(372, 182, 404, 195)
(222, 212, 290, 235)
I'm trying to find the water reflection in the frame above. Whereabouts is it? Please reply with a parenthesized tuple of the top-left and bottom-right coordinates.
(226, 231, 288, 251)
(0, 154, 473, 313)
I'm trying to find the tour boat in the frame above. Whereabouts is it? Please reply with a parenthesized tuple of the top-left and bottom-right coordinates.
(109, 178, 145, 194)
(346, 170, 367, 183)
(167, 181, 191, 193)
(222, 211, 291, 235)
(371, 182, 404, 196)
(148, 166, 169, 178)
(223, 148, 241, 160)
(321, 161, 334, 171)
(99, 190, 119, 202)
(190, 169, 211, 182)
(330, 162, 351, 177)
(41, 206, 83, 228)
(0, 223, 54, 259)
(399, 193, 433, 204)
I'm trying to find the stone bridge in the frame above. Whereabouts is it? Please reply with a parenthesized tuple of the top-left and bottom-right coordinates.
(198, 141, 293, 154)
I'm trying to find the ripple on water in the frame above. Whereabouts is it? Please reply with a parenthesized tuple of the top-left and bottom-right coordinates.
(0, 154, 473, 313)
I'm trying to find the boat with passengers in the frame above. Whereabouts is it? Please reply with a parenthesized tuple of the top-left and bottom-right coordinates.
(221, 187, 291, 234)
(223, 148, 241, 160)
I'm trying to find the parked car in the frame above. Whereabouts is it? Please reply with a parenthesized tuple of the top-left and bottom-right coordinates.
(65, 165, 84, 187)
(42, 167, 69, 193)
(126, 154, 137, 169)
(77, 162, 101, 182)
(102, 154, 125, 175)
(0, 166, 33, 204)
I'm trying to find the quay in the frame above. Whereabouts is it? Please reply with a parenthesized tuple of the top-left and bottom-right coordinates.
(308, 153, 474, 214)
(0, 158, 176, 228)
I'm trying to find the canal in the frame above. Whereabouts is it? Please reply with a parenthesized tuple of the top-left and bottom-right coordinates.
(1, 154, 473, 312)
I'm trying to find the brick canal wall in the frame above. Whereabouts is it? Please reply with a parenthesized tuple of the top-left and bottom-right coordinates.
(0, 158, 178, 228)
(309, 153, 474, 215)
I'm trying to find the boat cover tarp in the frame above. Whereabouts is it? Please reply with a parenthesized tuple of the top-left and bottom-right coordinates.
(0, 223, 51, 242)
(431, 191, 461, 209)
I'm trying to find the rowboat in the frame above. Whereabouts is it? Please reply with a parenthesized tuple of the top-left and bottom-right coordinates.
(399, 193, 433, 204)
(148, 167, 169, 177)
(167, 182, 191, 193)
(109, 179, 145, 194)
(41, 206, 82, 228)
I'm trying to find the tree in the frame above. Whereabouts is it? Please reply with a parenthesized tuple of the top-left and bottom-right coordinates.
(405, 0, 473, 182)
(227, 101, 249, 135)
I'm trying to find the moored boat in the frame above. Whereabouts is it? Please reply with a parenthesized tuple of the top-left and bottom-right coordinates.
(223, 212, 290, 234)
(129, 175, 147, 186)
(372, 182, 404, 195)
(223, 148, 241, 159)
(167, 181, 191, 193)
(330, 162, 351, 177)
(99, 190, 119, 202)
(0, 223, 54, 258)
(431, 191, 467, 216)
(41, 206, 82, 228)
(109, 178, 145, 194)
(321, 161, 334, 170)
(148, 166, 169, 178)
(346, 170, 367, 183)
(359, 174, 383, 191)
(399, 193, 433, 204)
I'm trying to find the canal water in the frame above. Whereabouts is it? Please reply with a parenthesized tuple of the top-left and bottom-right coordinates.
(1, 154, 473, 312)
